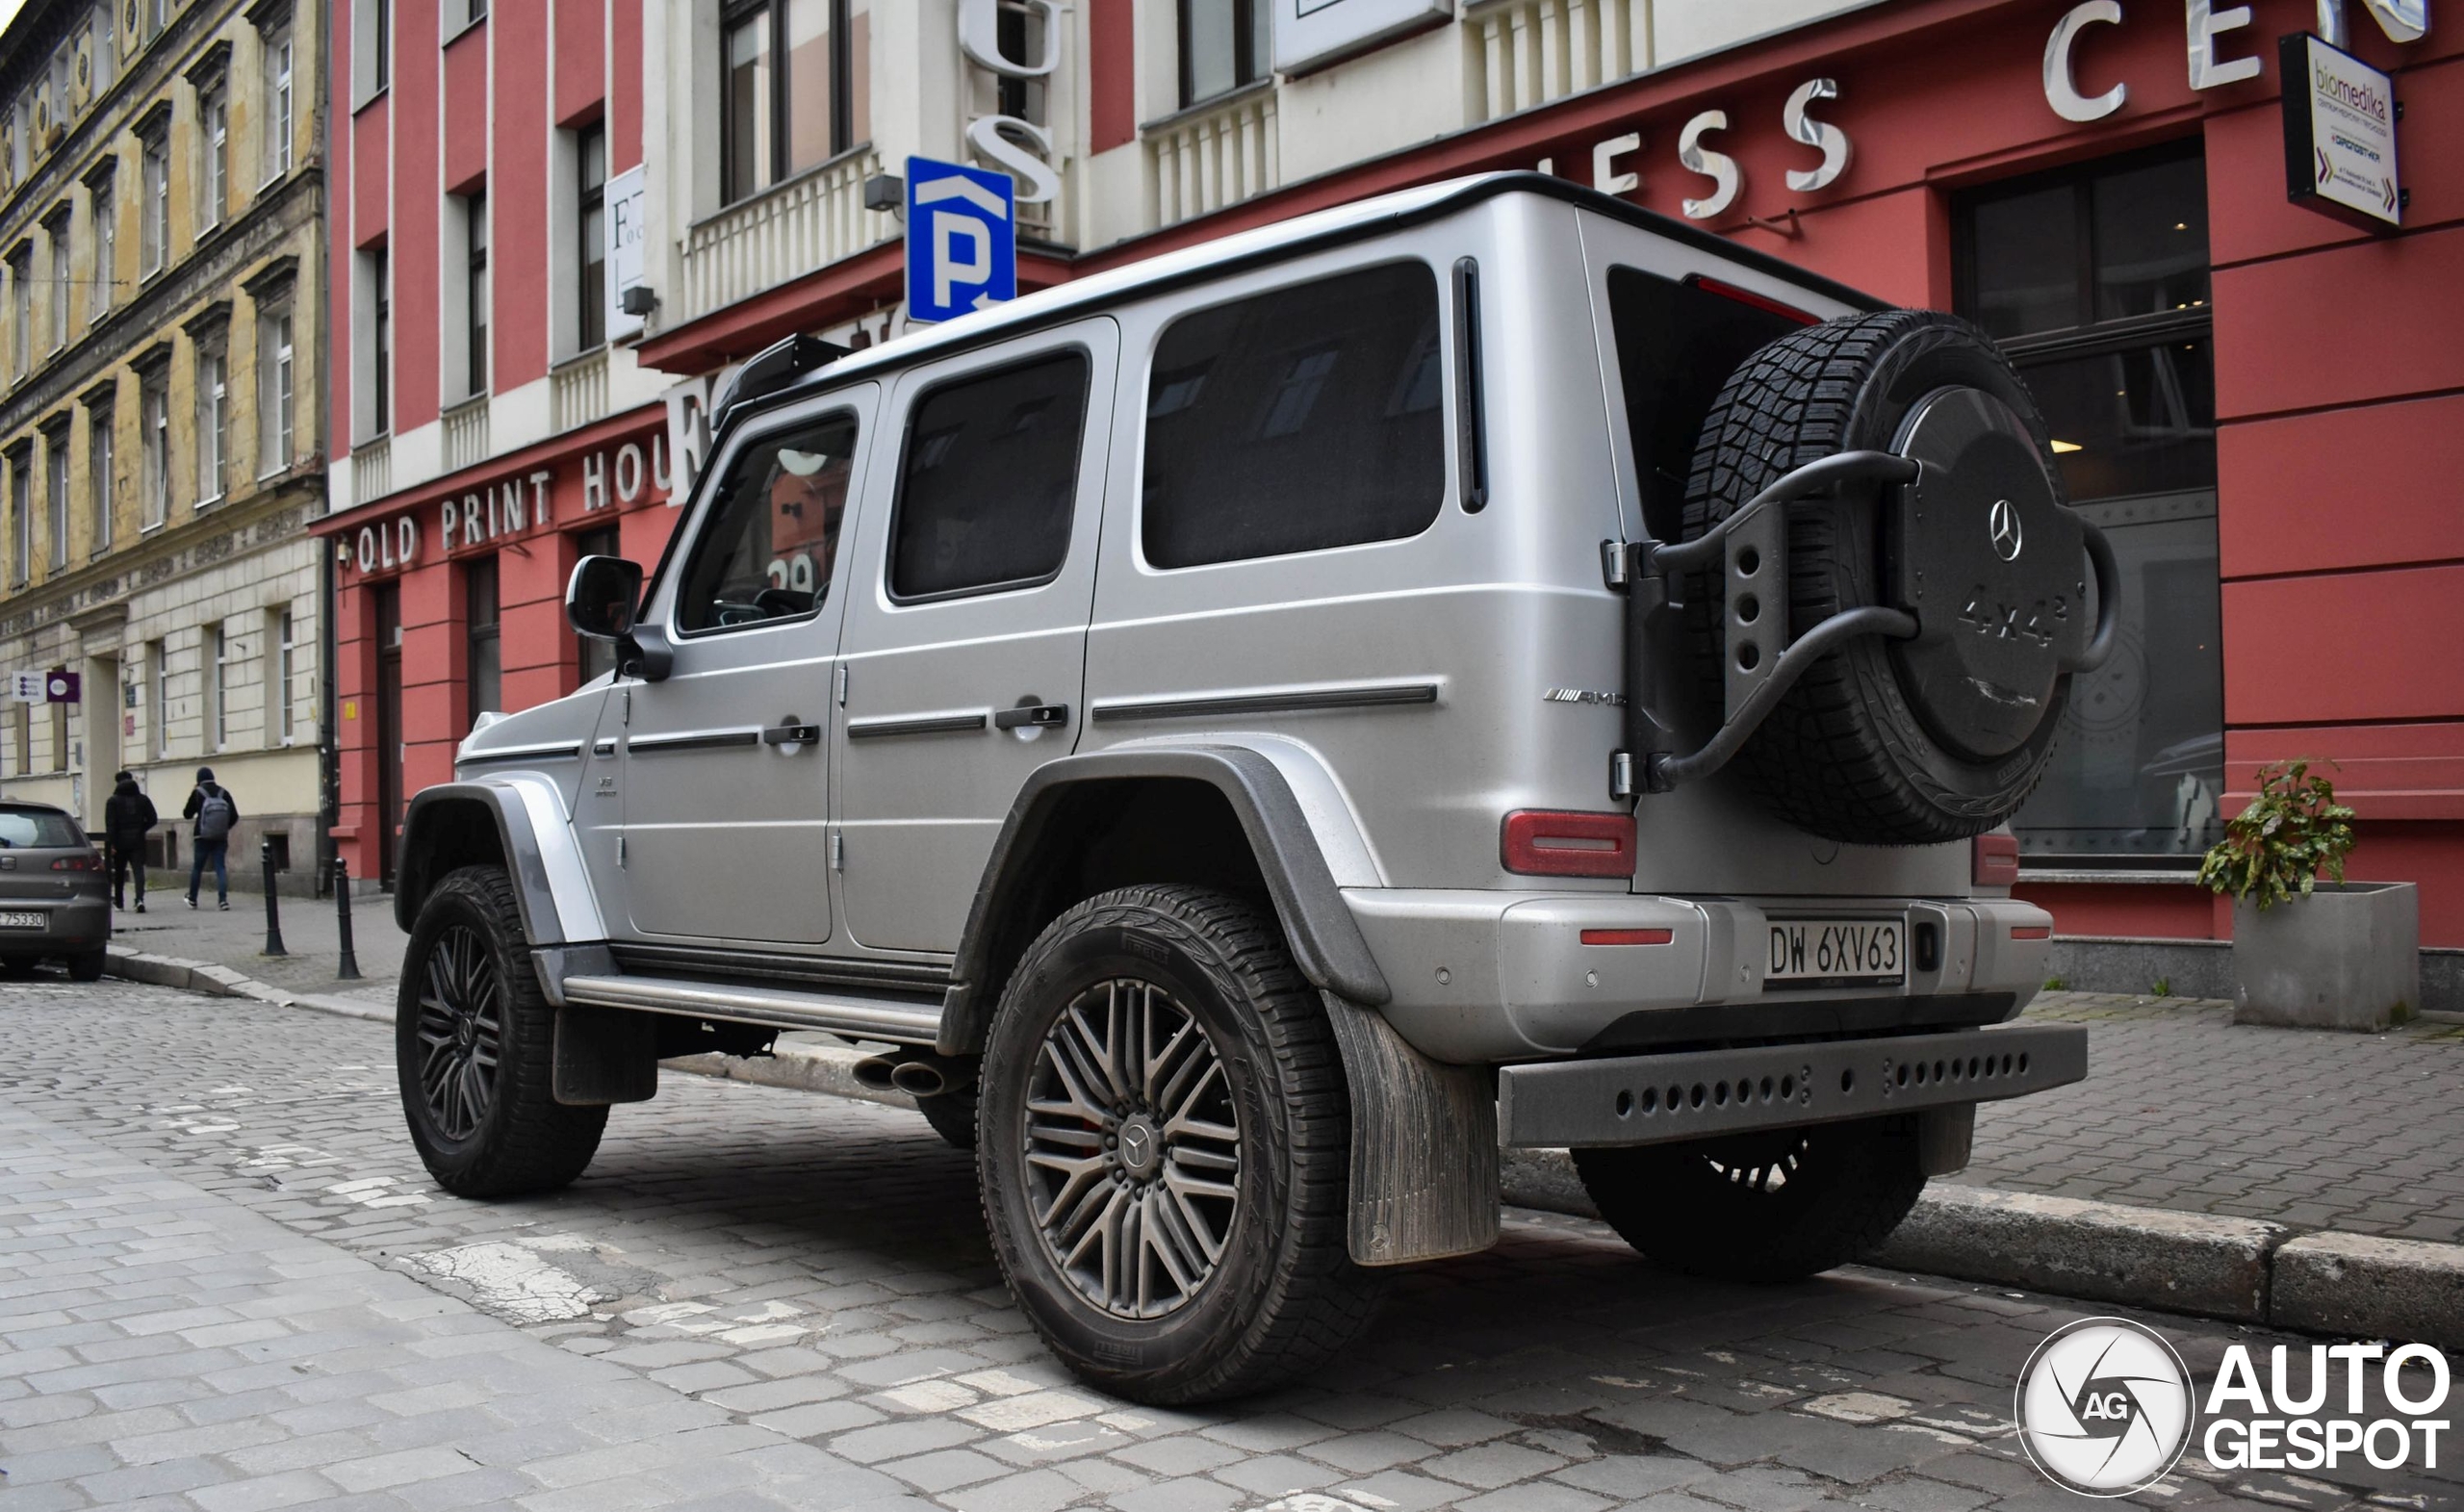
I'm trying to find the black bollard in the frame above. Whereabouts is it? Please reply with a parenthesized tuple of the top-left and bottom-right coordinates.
(261, 837, 288, 957)
(334, 857, 362, 981)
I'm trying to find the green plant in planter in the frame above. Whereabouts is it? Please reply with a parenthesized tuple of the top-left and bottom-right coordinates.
(2197, 759, 2356, 910)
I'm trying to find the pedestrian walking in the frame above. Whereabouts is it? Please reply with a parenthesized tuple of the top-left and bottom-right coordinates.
(183, 767, 239, 910)
(103, 771, 158, 913)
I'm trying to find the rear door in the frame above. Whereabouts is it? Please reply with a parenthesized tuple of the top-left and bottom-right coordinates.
(833, 320, 1116, 955)
(613, 388, 876, 945)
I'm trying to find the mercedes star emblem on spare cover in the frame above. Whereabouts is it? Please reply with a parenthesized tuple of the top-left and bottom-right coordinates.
(1989, 497, 2025, 562)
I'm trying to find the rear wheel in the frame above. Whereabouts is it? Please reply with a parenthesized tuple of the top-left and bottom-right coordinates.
(977, 884, 1385, 1404)
(397, 865, 606, 1196)
(1573, 1117, 1926, 1282)
(66, 950, 105, 983)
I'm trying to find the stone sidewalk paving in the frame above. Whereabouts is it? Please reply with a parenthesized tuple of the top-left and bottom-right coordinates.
(97, 906, 2464, 1244)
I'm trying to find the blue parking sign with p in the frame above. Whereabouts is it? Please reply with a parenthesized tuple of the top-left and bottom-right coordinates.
(905, 157, 1016, 324)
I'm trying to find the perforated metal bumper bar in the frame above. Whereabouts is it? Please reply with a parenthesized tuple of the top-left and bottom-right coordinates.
(1497, 1023, 2086, 1149)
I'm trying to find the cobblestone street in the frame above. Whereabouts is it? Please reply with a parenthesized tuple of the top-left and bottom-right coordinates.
(2, 981, 2455, 1512)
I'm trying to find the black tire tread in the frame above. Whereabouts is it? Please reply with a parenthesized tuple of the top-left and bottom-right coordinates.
(1683, 310, 2061, 844)
(67, 950, 106, 983)
(398, 864, 605, 1198)
(981, 884, 1386, 1404)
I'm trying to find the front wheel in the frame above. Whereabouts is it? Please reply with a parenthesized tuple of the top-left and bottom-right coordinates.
(1573, 1116, 1926, 1282)
(977, 885, 1386, 1405)
(397, 864, 606, 1197)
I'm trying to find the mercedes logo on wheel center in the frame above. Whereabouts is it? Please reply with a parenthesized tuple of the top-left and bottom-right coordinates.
(1989, 497, 2025, 562)
(2015, 1318, 2197, 1496)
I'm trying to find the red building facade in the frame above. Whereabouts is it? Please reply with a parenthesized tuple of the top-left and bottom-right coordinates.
(317, 0, 672, 884)
(327, 0, 2460, 999)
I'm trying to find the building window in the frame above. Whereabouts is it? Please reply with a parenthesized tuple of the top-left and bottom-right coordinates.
(465, 555, 500, 729)
(720, 0, 868, 204)
(141, 373, 169, 526)
(262, 27, 294, 182)
(140, 128, 169, 276)
(1179, 0, 1269, 108)
(195, 339, 229, 503)
(372, 0, 391, 90)
(575, 524, 621, 683)
(148, 638, 168, 756)
(46, 214, 70, 353)
(467, 0, 486, 23)
(270, 607, 295, 744)
(257, 301, 294, 474)
(88, 170, 115, 322)
(8, 451, 29, 585)
(1957, 141, 2220, 861)
(371, 251, 392, 433)
(577, 128, 605, 350)
(44, 428, 68, 570)
(88, 403, 114, 553)
(146, 0, 167, 42)
(465, 192, 488, 396)
(7, 248, 28, 378)
(198, 84, 229, 232)
(209, 624, 230, 751)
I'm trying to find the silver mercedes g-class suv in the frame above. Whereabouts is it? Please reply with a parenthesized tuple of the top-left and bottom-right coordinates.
(393, 173, 2111, 1404)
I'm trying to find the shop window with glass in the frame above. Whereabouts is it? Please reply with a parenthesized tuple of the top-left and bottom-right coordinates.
(1180, 0, 1270, 108)
(720, 0, 871, 206)
(1957, 142, 2220, 861)
(466, 555, 500, 728)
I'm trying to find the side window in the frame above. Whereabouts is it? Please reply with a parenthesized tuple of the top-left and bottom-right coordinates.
(1142, 261, 1445, 570)
(889, 352, 1091, 602)
(674, 412, 860, 634)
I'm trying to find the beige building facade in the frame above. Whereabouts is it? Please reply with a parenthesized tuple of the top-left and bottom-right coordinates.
(0, 0, 326, 878)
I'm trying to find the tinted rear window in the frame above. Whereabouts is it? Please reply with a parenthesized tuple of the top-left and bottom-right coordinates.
(0, 809, 85, 847)
(1607, 267, 1809, 543)
(889, 352, 1090, 602)
(1142, 262, 1446, 570)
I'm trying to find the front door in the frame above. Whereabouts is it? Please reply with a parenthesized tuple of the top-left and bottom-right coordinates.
(834, 320, 1117, 955)
(615, 389, 876, 945)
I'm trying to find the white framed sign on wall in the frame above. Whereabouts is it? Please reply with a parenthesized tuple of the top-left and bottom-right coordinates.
(1270, 0, 1452, 75)
(2278, 31, 2404, 230)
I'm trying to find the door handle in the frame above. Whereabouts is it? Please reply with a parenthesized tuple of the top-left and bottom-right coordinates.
(762, 720, 822, 746)
(994, 703, 1070, 730)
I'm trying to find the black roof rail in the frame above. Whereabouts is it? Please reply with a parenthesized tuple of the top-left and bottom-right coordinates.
(709, 334, 852, 438)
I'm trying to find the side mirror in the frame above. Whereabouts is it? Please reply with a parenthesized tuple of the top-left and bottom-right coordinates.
(566, 555, 642, 641)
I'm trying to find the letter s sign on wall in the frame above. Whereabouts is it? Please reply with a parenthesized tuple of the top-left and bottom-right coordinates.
(906, 157, 1017, 324)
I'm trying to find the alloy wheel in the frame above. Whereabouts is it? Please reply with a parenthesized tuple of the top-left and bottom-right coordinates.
(413, 923, 504, 1140)
(1022, 977, 1241, 1320)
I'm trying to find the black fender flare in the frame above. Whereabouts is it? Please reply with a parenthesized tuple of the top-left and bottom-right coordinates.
(395, 779, 594, 946)
(938, 746, 1392, 1055)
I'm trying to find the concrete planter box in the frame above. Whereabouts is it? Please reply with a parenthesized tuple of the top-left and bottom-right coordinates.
(2232, 882, 2420, 1031)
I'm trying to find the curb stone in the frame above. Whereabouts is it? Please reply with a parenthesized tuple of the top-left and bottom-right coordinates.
(98, 947, 2464, 1348)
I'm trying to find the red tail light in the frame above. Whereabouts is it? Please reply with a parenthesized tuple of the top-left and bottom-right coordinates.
(1972, 833, 2019, 886)
(1502, 810, 1634, 878)
(1579, 928, 1674, 946)
(2011, 924, 2052, 940)
(1684, 273, 1818, 326)
(50, 855, 100, 872)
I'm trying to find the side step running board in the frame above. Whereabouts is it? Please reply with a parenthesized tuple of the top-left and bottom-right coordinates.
(560, 973, 943, 1045)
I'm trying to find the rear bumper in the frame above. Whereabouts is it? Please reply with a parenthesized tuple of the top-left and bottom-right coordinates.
(1498, 1023, 2086, 1148)
(0, 895, 110, 955)
(1345, 887, 2054, 1063)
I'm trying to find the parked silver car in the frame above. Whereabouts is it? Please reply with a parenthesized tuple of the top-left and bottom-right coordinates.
(393, 174, 2112, 1402)
(0, 801, 111, 981)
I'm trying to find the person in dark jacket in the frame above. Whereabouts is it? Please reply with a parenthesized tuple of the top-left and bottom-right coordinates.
(183, 767, 239, 910)
(103, 772, 158, 912)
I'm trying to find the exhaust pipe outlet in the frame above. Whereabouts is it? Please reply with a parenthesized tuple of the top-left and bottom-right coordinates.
(852, 1055, 902, 1092)
(889, 1060, 948, 1098)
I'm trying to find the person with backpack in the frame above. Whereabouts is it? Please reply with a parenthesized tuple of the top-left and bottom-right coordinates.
(184, 767, 239, 910)
(103, 772, 159, 912)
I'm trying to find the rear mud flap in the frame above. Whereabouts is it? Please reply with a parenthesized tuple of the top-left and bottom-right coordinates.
(1322, 994, 1500, 1267)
